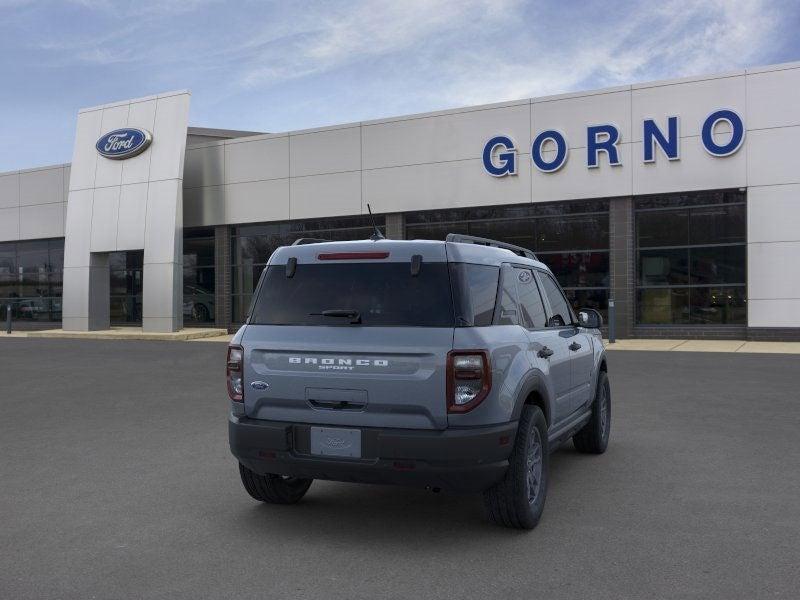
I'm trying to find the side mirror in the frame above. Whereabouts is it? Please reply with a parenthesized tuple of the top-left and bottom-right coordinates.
(577, 308, 603, 329)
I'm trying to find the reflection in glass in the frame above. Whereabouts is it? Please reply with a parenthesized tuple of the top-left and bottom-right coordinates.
(637, 210, 688, 248)
(0, 238, 65, 323)
(405, 201, 611, 319)
(539, 252, 609, 288)
(690, 287, 746, 324)
(689, 246, 746, 285)
(635, 190, 746, 325)
(637, 288, 690, 325)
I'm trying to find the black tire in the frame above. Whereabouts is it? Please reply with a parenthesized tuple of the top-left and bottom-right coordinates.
(238, 463, 312, 504)
(573, 371, 611, 454)
(192, 303, 210, 322)
(483, 405, 549, 530)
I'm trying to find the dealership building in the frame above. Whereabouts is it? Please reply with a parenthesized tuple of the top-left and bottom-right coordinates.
(1, 60, 799, 339)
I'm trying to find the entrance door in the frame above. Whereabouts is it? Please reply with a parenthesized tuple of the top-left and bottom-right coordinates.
(109, 251, 143, 325)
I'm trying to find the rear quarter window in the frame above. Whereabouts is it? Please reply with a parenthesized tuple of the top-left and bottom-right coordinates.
(449, 263, 500, 326)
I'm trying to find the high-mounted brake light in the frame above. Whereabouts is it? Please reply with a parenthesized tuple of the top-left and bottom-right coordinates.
(447, 350, 491, 413)
(227, 345, 244, 402)
(317, 252, 390, 260)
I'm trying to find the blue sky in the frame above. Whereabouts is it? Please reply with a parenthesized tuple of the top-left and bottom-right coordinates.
(1, 0, 798, 171)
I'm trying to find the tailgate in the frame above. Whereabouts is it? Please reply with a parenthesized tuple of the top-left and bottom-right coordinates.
(242, 325, 453, 430)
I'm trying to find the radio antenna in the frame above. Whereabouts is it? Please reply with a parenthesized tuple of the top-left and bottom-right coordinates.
(366, 204, 385, 241)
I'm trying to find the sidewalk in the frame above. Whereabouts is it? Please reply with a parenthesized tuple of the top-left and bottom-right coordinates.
(603, 339, 800, 354)
(2, 329, 799, 353)
(1, 327, 228, 341)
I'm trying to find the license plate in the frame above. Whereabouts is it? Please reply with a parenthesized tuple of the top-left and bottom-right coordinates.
(310, 427, 361, 458)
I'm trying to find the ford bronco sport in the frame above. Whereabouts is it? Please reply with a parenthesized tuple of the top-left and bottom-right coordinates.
(228, 234, 610, 529)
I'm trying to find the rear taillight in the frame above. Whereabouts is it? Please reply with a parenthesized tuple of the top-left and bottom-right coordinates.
(447, 350, 491, 413)
(227, 345, 244, 402)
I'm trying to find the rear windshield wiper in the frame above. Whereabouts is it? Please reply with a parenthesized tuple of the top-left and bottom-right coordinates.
(310, 309, 362, 324)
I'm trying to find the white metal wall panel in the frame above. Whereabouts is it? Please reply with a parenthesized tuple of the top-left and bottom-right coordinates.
(746, 66, 800, 130)
(0, 207, 19, 239)
(19, 166, 63, 206)
(290, 126, 361, 177)
(291, 171, 361, 220)
(0, 173, 19, 209)
(631, 74, 746, 141)
(533, 88, 632, 148)
(225, 136, 288, 184)
(362, 102, 530, 169)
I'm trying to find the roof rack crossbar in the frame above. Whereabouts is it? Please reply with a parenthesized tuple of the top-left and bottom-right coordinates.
(445, 233, 537, 260)
(291, 238, 330, 246)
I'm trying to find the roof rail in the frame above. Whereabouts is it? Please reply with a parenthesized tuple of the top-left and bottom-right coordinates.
(291, 238, 330, 246)
(445, 233, 537, 261)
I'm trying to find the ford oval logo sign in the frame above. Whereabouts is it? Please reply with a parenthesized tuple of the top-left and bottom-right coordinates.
(95, 128, 152, 160)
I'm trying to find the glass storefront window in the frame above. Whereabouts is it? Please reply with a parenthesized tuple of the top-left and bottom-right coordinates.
(637, 288, 690, 325)
(635, 190, 746, 325)
(183, 228, 216, 325)
(638, 249, 690, 286)
(232, 294, 253, 324)
(539, 251, 609, 288)
(0, 238, 64, 322)
(406, 201, 611, 320)
(689, 286, 747, 325)
(536, 215, 609, 251)
(689, 204, 746, 245)
(109, 250, 143, 325)
(637, 210, 688, 247)
(689, 246, 746, 285)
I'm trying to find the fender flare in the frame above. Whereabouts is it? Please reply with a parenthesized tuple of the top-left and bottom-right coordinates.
(591, 348, 609, 400)
(511, 369, 554, 426)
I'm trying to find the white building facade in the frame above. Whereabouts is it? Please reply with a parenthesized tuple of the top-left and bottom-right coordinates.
(1, 61, 799, 339)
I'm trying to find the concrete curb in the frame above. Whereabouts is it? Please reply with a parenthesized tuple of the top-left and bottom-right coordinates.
(11, 327, 228, 341)
(2, 332, 798, 352)
(604, 339, 800, 354)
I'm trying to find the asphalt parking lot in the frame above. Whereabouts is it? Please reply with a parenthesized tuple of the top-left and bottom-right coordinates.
(1, 339, 798, 600)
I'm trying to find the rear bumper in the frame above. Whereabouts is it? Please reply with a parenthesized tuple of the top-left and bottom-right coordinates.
(229, 415, 517, 493)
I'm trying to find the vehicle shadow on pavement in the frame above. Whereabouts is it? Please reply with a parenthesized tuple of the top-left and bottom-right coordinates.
(223, 446, 590, 542)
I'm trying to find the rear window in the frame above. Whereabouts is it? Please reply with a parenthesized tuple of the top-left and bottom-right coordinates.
(250, 263, 454, 327)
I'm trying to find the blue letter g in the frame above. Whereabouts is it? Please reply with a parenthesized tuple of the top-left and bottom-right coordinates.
(483, 136, 517, 176)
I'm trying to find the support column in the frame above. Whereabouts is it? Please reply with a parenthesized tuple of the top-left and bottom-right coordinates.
(608, 197, 634, 339)
(87, 253, 110, 330)
(63, 252, 110, 331)
(214, 225, 232, 331)
(142, 179, 184, 333)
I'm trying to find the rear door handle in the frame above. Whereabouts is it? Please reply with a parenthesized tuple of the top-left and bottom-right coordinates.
(537, 346, 554, 359)
(569, 342, 582, 351)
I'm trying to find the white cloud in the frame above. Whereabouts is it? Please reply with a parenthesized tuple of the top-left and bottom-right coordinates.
(433, 0, 783, 106)
(213, 0, 785, 116)
(17, 0, 785, 101)
(236, 0, 522, 88)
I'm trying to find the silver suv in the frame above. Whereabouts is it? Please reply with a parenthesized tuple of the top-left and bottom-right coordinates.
(228, 234, 610, 529)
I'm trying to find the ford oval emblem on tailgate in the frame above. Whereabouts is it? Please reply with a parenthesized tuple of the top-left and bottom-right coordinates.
(250, 381, 269, 390)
